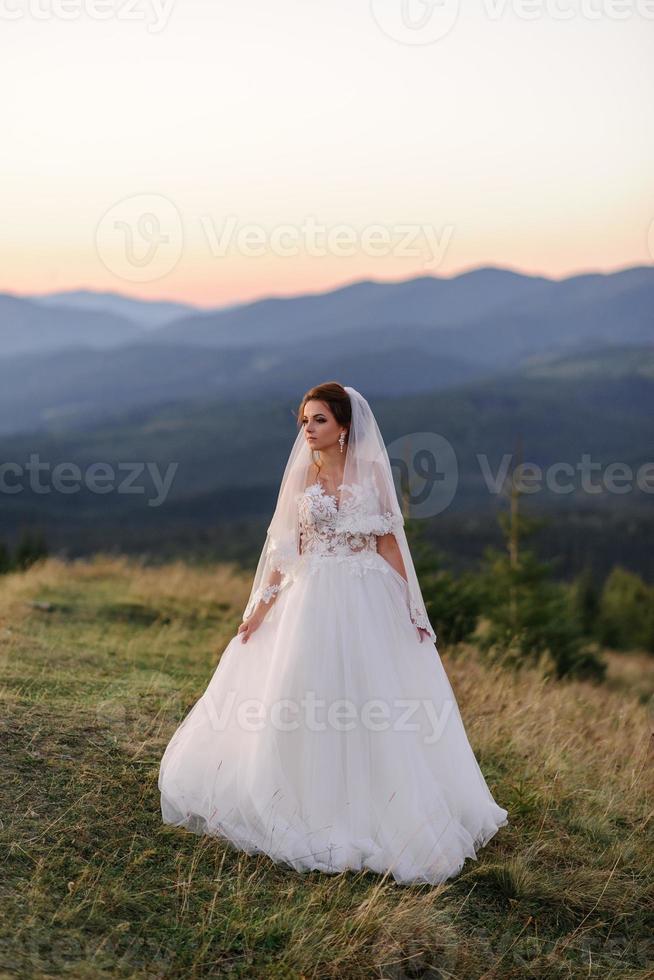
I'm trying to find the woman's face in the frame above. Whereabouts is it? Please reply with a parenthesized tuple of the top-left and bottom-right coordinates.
(302, 399, 342, 452)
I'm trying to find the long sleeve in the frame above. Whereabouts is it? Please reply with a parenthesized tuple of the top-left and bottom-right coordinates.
(243, 513, 301, 622)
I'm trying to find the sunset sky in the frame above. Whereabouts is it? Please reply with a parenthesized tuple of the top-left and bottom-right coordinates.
(1, 0, 653, 307)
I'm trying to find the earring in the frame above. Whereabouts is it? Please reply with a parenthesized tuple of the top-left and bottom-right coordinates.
(338, 431, 345, 453)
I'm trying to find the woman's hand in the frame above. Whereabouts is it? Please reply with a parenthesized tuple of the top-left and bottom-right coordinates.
(237, 610, 265, 643)
(416, 627, 432, 643)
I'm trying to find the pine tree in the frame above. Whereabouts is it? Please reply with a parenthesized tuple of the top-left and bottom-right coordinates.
(598, 566, 654, 653)
(568, 563, 601, 641)
(477, 440, 605, 681)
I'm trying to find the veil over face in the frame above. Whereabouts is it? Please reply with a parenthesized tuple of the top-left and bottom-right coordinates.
(242, 385, 437, 643)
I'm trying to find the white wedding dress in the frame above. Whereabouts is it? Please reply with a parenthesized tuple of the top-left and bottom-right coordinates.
(158, 478, 508, 885)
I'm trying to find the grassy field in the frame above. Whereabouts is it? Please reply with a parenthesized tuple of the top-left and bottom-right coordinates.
(1, 555, 652, 979)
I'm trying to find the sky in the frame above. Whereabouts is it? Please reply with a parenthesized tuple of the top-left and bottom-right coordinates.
(1, 0, 653, 307)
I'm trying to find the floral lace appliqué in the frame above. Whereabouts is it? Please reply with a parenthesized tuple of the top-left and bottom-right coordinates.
(259, 582, 282, 604)
(297, 480, 400, 580)
(248, 477, 437, 642)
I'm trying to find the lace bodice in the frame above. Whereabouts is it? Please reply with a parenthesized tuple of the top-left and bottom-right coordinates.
(250, 478, 433, 637)
(298, 481, 397, 563)
(247, 475, 435, 638)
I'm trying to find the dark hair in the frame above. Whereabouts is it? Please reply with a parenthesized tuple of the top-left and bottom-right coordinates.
(297, 382, 351, 469)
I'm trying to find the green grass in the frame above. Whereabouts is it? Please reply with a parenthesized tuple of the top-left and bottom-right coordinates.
(1, 556, 652, 979)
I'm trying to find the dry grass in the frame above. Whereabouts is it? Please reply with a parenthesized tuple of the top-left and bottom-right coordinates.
(1, 556, 652, 979)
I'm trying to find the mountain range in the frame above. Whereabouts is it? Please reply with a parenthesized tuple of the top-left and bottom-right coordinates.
(0, 265, 652, 436)
(0, 294, 651, 577)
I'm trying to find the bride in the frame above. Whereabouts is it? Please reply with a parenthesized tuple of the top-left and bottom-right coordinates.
(158, 382, 508, 885)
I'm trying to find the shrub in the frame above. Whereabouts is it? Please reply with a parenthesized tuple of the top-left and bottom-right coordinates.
(597, 566, 654, 653)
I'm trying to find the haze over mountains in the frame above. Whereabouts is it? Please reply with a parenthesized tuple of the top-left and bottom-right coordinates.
(1, 342, 652, 578)
(0, 265, 652, 436)
(31, 290, 203, 330)
(1, 264, 652, 572)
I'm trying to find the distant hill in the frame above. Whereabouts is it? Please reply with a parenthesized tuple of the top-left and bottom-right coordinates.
(144, 265, 654, 357)
(2, 345, 651, 541)
(31, 289, 204, 328)
(145, 267, 553, 349)
(0, 293, 145, 357)
(0, 344, 256, 434)
(1, 265, 652, 436)
(0, 335, 486, 435)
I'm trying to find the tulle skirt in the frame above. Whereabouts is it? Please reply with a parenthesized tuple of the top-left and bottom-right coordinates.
(158, 554, 508, 885)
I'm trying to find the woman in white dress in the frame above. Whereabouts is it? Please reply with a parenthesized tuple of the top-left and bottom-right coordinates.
(158, 382, 508, 885)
